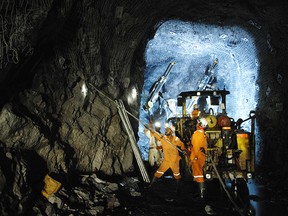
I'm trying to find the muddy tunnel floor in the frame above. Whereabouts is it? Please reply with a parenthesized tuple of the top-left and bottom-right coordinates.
(100, 177, 246, 216)
(99, 168, 288, 216)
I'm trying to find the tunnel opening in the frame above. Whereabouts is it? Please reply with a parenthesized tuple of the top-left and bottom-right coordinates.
(138, 19, 262, 165)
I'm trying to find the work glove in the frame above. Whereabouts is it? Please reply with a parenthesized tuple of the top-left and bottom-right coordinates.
(200, 147, 206, 154)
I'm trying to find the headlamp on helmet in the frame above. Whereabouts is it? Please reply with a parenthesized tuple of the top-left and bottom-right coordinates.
(165, 123, 175, 132)
(154, 121, 161, 128)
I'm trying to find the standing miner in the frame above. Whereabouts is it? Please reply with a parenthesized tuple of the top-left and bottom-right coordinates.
(189, 117, 208, 198)
(145, 123, 186, 190)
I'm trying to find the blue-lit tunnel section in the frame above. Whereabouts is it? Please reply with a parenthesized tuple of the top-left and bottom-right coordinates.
(138, 20, 259, 162)
(137, 19, 263, 215)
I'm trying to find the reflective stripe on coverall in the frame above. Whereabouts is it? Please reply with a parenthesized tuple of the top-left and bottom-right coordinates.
(190, 129, 207, 183)
(151, 131, 185, 180)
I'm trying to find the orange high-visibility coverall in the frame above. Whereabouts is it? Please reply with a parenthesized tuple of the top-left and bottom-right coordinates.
(151, 131, 185, 180)
(190, 129, 207, 183)
(191, 109, 201, 119)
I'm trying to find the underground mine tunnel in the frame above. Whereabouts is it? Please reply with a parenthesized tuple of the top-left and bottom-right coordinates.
(0, 0, 287, 215)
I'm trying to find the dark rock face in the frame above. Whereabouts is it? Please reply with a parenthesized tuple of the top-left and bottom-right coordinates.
(0, 0, 287, 215)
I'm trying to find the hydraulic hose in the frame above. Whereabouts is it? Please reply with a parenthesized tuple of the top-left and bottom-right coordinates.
(207, 152, 246, 216)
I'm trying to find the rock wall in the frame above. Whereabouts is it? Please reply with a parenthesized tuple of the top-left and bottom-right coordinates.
(0, 0, 150, 176)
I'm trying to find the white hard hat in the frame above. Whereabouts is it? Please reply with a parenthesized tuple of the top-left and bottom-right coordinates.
(165, 123, 175, 132)
(197, 117, 208, 128)
(193, 104, 198, 109)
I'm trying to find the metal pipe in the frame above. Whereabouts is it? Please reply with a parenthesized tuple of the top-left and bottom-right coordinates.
(116, 100, 150, 183)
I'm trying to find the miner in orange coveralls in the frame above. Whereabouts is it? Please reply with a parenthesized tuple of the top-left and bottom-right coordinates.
(191, 104, 201, 120)
(190, 117, 208, 198)
(145, 123, 186, 189)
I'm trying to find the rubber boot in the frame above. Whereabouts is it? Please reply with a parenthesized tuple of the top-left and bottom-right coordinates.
(198, 182, 205, 199)
(175, 179, 180, 193)
(148, 176, 159, 188)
